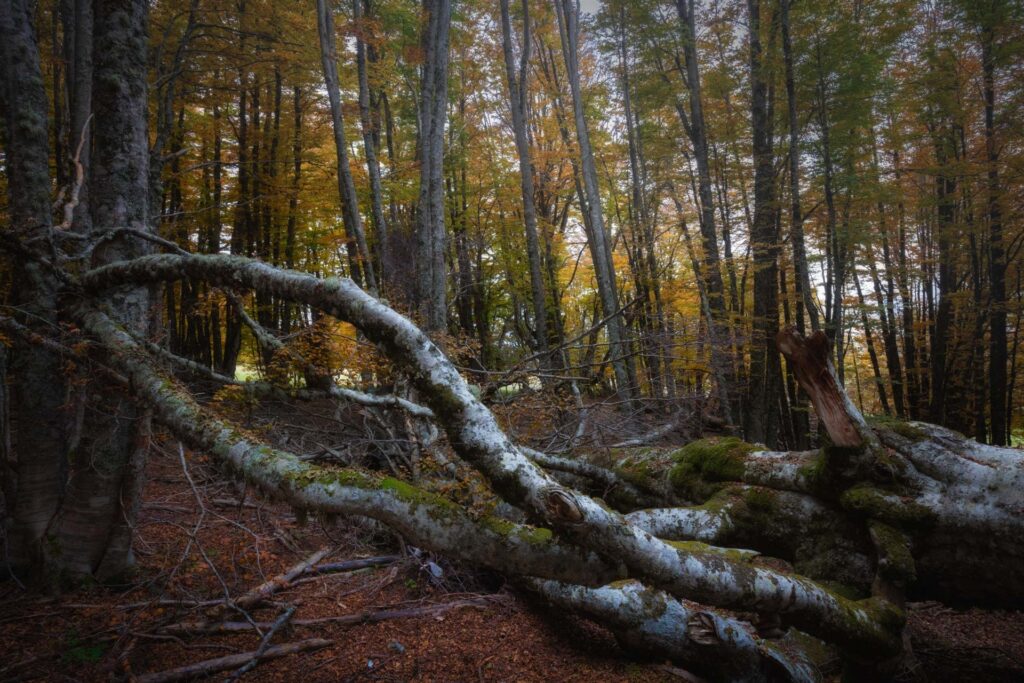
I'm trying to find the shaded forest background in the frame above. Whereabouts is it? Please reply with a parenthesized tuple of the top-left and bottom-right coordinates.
(4, 0, 1024, 447)
(4, 1, 1024, 680)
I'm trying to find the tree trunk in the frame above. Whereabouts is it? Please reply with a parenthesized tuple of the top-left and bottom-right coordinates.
(355, 0, 391, 289)
(855, 274, 891, 416)
(414, 0, 452, 331)
(928, 131, 957, 425)
(53, 0, 154, 580)
(983, 22, 1007, 445)
(781, 0, 818, 333)
(500, 0, 550, 365)
(316, 0, 377, 295)
(745, 0, 783, 446)
(0, 0, 69, 575)
(283, 85, 303, 335)
(554, 0, 635, 402)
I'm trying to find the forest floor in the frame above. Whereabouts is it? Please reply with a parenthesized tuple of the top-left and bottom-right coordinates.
(2, 410, 1024, 682)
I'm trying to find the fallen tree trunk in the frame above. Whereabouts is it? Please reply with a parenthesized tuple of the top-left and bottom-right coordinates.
(531, 579, 824, 682)
(82, 254, 904, 659)
(16, 254, 1006, 678)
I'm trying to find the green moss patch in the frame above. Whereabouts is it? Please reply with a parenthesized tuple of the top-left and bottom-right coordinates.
(668, 437, 754, 502)
(868, 416, 928, 442)
(869, 521, 917, 583)
(839, 486, 936, 529)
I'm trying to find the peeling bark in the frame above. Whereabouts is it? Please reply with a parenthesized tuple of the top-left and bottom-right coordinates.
(531, 579, 823, 682)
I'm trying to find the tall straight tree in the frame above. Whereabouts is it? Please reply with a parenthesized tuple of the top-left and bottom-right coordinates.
(416, 0, 452, 331)
(672, 0, 735, 420)
(316, 0, 378, 295)
(500, 0, 550, 364)
(1, 0, 68, 574)
(554, 0, 635, 401)
(674, 0, 726, 318)
(355, 0, 391, 287)
(780, 0, 818, 333)
(979, 1, 1007, 445)
(745, 0, 783, 446)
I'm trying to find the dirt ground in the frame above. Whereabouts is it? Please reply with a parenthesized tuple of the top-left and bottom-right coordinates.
(2, 437, 1023, 683)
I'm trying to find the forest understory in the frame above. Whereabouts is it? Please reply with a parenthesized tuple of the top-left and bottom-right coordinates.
(4, 0, 1024, 680)
(1, 398, 1022, 683)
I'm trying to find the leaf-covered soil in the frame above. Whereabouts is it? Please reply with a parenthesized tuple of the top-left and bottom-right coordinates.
(2, 435, 1023, 682)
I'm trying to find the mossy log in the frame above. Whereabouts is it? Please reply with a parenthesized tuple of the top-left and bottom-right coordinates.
(66, 255, 1024, 679)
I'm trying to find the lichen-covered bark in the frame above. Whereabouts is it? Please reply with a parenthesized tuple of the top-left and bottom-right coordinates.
(531, 579, 823, 682)
(520, 446, 663, 510)
(874, 423, 1024, 604)
(82, 253, 903, 656)
(53, 0, 154, 579)
(0, 0, 69, 573)
(78, 306, 623, 587)
(627, 486, 875, 591)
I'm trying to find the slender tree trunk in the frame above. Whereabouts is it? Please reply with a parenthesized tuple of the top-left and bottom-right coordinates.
(855, 275, 891, 415)
(890, 143, 921, 419)
(983, 24, 1007, 445)
(283, 85, 303, 335)
(554, 0, 635, 401)
(500, 0, 550, 365)
(815, 50, 845, 371)
(355, 0, 391, 288)
(865, 135, 907, 418)
(415, 0, 452, 331)
(745, 0, 782, 446)
(223, 7, 249, 376)
(781, 0, 817, 332)
(316, 0, 377, 295)
(929, 131, 956, 424)
(619, 38, 668, 401)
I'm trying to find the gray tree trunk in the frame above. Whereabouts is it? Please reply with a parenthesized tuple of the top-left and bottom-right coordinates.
(780, 0, 817, 333)
(415, 0, 452, 331)
(500, 0, 550, 364)
(355, 0, 391, 290)
(0, 0, 69, 576)
(745, 0, 783, 446)
(316, 0, 378, 295)
(553, 0, 635, 401)
(52, 0, 155, 580)
(983, 21, 1007, 445)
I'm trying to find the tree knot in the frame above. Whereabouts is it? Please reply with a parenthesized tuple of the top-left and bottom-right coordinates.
(686, 611, 720, 646)
(541, 487, 584, 524)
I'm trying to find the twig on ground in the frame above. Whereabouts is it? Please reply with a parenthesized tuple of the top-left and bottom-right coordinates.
(224, 605, 297, 682)
(208, 545, 332, 619)
(159, 597, 496, 635)
(135, 638, 330, 683)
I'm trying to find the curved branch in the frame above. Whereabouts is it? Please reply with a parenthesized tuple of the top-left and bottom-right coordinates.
(81, 254, 903, 656)
(77, 306, 622, 587)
